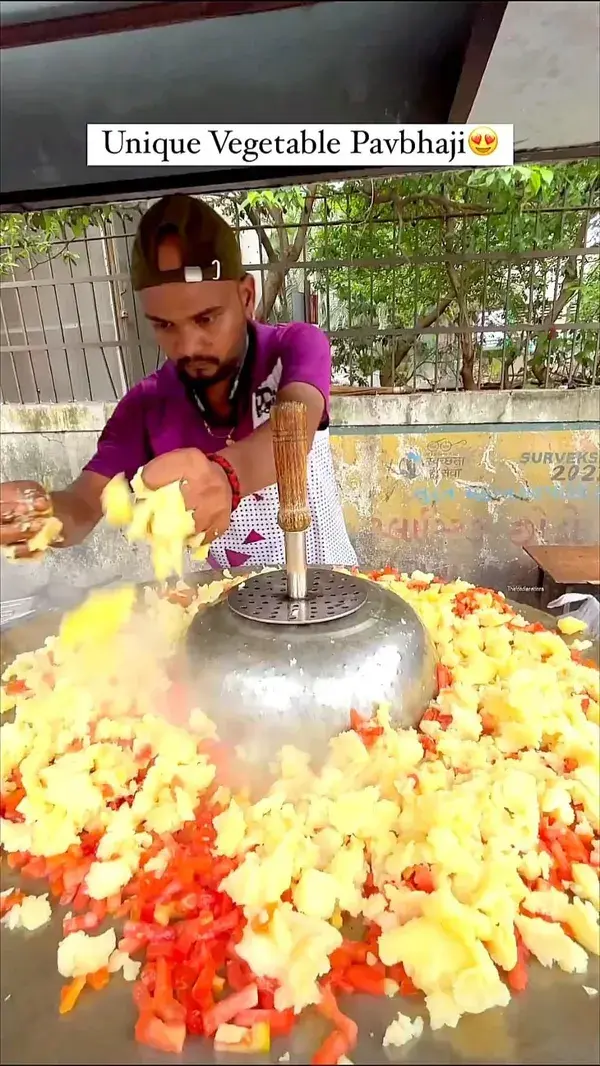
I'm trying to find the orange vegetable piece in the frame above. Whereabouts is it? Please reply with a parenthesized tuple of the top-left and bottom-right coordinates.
(87, 968, 110, 991)
(59, 976, 86, 1014)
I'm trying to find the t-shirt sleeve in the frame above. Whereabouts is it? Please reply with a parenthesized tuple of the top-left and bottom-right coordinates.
(84, 385, 151, 483)
(277, 323, 332, 428)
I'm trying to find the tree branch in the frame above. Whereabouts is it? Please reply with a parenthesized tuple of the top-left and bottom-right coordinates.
(241, 203, 278, 263)
(264, 202, 290, 254)
(369, 186, 484, 219)
(256, 185, 318, 322)
(442, 214, 480, 390)
(379, 293, 454, 386)
(529, 213, 591, 384)
(289, 186, 318, 260)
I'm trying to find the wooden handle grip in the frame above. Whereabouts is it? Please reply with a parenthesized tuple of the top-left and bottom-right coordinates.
(271, 401, 311, 533)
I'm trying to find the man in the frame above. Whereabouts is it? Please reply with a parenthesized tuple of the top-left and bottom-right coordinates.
(0, 194, 357, 571)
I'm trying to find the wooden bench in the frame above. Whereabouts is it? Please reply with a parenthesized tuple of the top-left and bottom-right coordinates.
(523, 545, 600, 609)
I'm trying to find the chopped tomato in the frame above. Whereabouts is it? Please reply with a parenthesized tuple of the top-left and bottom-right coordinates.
(7, 851, 29, 870)
(344, 964, 386, 996)
(63, 912, 100, 935)
(202, 984, 259, 1036)
(59, 976, 86, 1014)
(436, 664, 453, 690)
(317, 985, 358, 1047)
(480, 712, 496, 735)
(0, 889, 24, 917)
(349, 708, 384, 748)
(560, 827, 591, 865)
(21, 856, 46, 879)
(154, 957, 186, 1024)
(312, 1030, 351, 1065)
(420, 734, 437, 755)
(227, 957, 253, 991)
(135, 1012, 186, 1054)
(192, 974, 215, 1012)
(421, 707, 452, 730)
(399, 974, 419, 996)
(4, 678, 29, 696)
(540, 821, 575, 881)
(234, 1008, 295, 1037)
(133, 981, 154, 1014)
(314, 986, 358, 1065)
(0, 787, 25, 822)
(186, 1007, 205, 1035)
(506, 959, 528, 992)
(506, 929, 529, 992)
(386, 964, 419, 996)
(370, 569, 396, 581)
(410, 864, 436, 894)
(330, 940, 370, 971)
(106, 893, 123, 915)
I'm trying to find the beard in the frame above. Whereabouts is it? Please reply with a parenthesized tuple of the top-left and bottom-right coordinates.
(176, 355, 236, 384)
(177, 329, 249, 388)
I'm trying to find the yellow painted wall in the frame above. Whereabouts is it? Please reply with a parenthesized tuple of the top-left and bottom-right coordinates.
(331, 426, 600, 588)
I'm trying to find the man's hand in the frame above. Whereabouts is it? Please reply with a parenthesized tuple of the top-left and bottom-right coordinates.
(0, 480, 53, 558)
(142, 448, 233, 541)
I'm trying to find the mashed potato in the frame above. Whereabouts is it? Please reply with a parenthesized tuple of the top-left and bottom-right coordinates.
(1, 571, 598, 1038)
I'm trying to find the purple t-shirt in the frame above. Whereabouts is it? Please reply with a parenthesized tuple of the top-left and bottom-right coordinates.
(85, 321, 331, 482)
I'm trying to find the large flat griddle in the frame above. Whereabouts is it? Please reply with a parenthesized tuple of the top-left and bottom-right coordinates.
(1, 573, 599, 1065)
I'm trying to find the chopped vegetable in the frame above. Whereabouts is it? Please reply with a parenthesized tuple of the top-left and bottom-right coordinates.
(135, 1012, 186, 1054)
(1, 569, 598, 1060)
(203, 984, 259, 1036)
(59, 976, 86, 1014)
(87, 968, 110, 991)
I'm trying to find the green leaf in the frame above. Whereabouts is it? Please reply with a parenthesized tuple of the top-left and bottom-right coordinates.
(540, 167, 554, 186)
(528, 170, 542, 196)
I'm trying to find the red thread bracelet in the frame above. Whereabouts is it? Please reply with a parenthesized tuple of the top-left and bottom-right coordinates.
(208, 453, 242, 512)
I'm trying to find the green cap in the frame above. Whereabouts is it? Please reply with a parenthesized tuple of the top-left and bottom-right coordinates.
(131, 194, 244, 291)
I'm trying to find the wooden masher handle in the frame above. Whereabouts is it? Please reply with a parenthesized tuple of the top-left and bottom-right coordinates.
(271, 401, 311, 533)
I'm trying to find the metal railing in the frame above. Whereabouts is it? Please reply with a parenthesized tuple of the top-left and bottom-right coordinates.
(1, 177, 599, 403)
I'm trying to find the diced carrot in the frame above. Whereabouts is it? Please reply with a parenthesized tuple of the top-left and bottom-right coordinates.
(87, 968, 110, 991)
(312, 1030, 350, 1065)
(436, 664, 453, 690)
(59, 976, 86, 1014)
(506, 959, 528, 992)
(410, 864, 436, 894)
(4, 678, 29, 696)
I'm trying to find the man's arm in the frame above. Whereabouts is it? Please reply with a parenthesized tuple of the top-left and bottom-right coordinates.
(55, 383, 151, 545)
(51, 470, 109, 547)
(0, 385, 150, 555)
(217, 381, 324, 496)
(216, 323, 331, 494)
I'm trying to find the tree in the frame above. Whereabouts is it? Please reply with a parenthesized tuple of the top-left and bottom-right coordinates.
(308, 162, 599, 389)
(216, 162, 598, 390)
(0, 206, 125, 275)
(214, 186, 318, 322)
(2, 163, 598, 392)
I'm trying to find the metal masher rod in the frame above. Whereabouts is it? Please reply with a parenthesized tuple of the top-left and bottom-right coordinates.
(271, 401, 312, 601)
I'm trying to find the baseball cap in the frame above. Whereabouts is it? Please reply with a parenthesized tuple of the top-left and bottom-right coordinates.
(131, 194, 244, 291)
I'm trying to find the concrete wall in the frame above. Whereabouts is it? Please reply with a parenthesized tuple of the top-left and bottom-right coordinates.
(1, 389, 599, 603)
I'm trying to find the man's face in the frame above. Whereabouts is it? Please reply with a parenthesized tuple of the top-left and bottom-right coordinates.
(140, 235, 255, 383)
